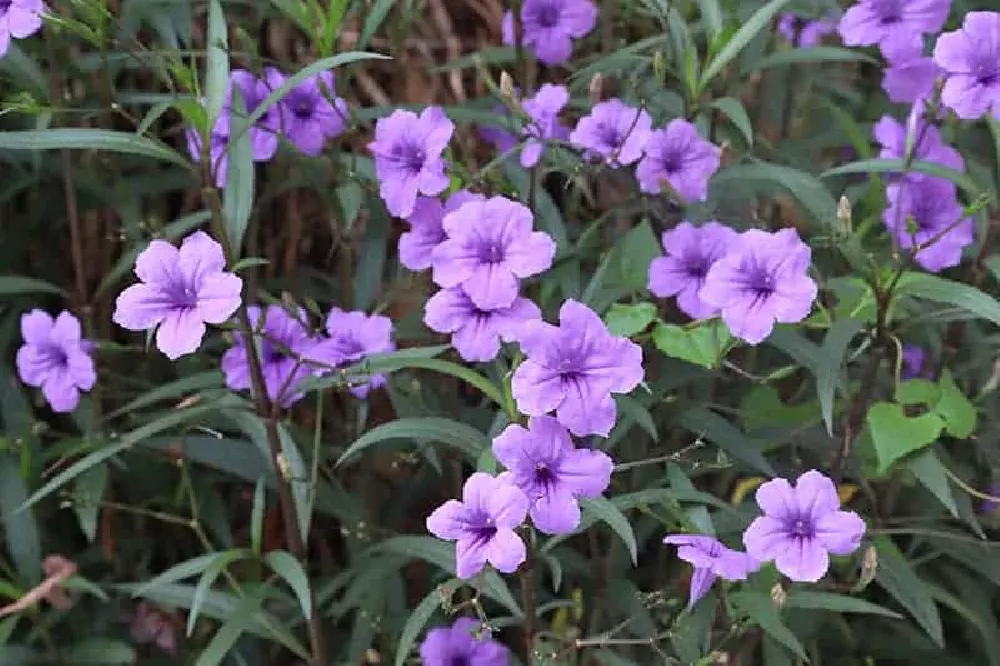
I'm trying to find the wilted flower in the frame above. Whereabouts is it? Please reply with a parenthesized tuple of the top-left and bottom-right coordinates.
(16, 310, 95, 413)
(648, 221, 738, 320)
(131, 602, 178, 655)
(883, 176, 974, 272)
(369, 107, 453, 218)
(431, 195, 556, 310)
(0, 0, 44, 59)
(419, 618, 509, 666)
(663, 535, 759, 608)
(426, 472, 529, 579)
(493, 416, 613, 534)
(424, 286, 541, 363)
(882, 57, 940, 104)
(512, 299, 644, 437)
(933, 11, 1000, 120)
(277, 70, 348, 156)
(113, 232, 243, 360)
(872, 111, 964, 176)
(501, 0, 598, 66)
(699, 228, 818, 345)
(838, 0, 949, 62)
(569, 98, 651, 167)
(636, 119, 720, 202)
(777, 13, 837, 47)
(519, 83, 571, 167)
(228, 68, 283, 161)
(185, 113, 230, 187)
(743, 470, 866, 582)
(317, 308, 395, 398)
(400, 191, 485, 271)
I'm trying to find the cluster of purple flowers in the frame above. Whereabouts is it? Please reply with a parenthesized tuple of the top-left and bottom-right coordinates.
(187, 68, 349, 187)
(501, 0, 598, 66)
(648, 224, 818, 344)
(0, 0, 43, 58)
(481, 83, 571, 168)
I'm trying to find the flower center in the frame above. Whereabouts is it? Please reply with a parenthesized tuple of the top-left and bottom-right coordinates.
(170, 282, 200, 308)
(0, 1, 11, 15)
(477, 240, 506, 264)
(660, 148, 683, 174)
(790, 517, 814, 539)
(602, 125, 623, 149)
(259, 340, 287, 365)
(535, 2, 561, 28)
(394, 142, 426, 175)
(974, 58, 1000, 86)
(293, 100, 313, 119)
(744, 262, 775, 300)
(450, 658, 470, 666)
(875, 0, 903, 23)
(534, 462, 556, 488)
(685, 254, 710, 279)
(39, 343, 68, 369)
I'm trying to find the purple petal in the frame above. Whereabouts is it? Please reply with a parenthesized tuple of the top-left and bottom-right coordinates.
(134, 240, 180, 286)
(426, 499, 468, 541)
(774, 537, 829, 583)
(113, 284, 169, 331)
(555, 381, 617, 437)
(455, 535, 490, 579)
(688, 567, 716, 608)
(42, 370, 80, 413)
(793, 470, 841, 521)
(742, 515, 789, 562)
(484, 528, 526, 573)
(814, 510, 865, 556)
(754, 478, 797, 520)
(20, 309, 53, 345)
(486, 483, 529, 529)
(155, 309, 207, 360)
(556, 447, 613, 498)
(529, 487, 581, 535)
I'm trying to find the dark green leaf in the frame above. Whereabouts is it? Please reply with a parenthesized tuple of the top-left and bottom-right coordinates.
(579, 496, 638, 565)
(0, 276, 67, 297)
(711, 162, 837, 228)
(678, 407, 775, 475)
(394, 585, 445, 666)
(816, 317, 865, 436)
(699, 0, 792, 90)
(784, 590, 902, 619)
(337, 417, 488, 466)
(731, 590, 806, 659)
(204, 0, 229, 124)
(224, 90, 254, 257)
(874, 535, 944, 646)
(710, 97, 754, 146)
(0, 455, 41, 585)
(746, 46, 877, 73)
(265, 551, 313, 618)
(0, 129, 190, 169)
(906, 450, 958, 518)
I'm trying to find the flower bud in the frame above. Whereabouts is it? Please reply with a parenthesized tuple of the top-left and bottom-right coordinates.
(770, 582, 787, 609)
(588, 73, 603, 104)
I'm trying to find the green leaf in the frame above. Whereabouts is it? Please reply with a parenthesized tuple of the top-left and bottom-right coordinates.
(899, 272, 1000, 327)
(0, 455, 41, 585)
(0, 129, 191, 169)
(784, 590, 903, 619)
(711, 162, 837, 228)
(822, 159, 980, 201)
(224, 90, 255, 258)
(935, 370, 976, 438)
(604, 302, 657, 337)
(867, 402, 943, 474)
(189, 549, 248, 636)
(677, 408, 775, 475)
(710, 97, 754, 146)
(133, 550, 251, 597)
(250, 478, 265, 556)
(204, 0, 229, 125)
(61, 639, 135, 664)
(579, 496, 638, 565)
(394, 585, 445, 666)
(337, 417, 488, 467)
(906, 450, 958, 518)
(72, 463, 108, 543)
(874, 535, 944, 646)
(652, 320, 731, 369)
(107, 370, 224, 418)
(746, 46, 877, 73)
(344, 355, 505, 406)
(0, 276, 67, 297)
(265, 551, 313, 619)
(696, 0, 723, 38)
(699, 0, 792, 91)
(816, 317, 865, 436)
(358, 0, 395, 50)
(896, 379, 938, 406)
(730, 590, 806, 660)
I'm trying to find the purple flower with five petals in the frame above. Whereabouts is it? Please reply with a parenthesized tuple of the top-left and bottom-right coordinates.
(0, 0, 44, 58)
(883, 176, 974, 272)
(512, 299, 644, 437)
(113, 232, 243, 360)
(277, 71, 348, 156)
(520, 83, 571, 168)
(636, 120, 720, 202)
(933, 11, 1000, 120)
(838, 0, 949, 62)
(431, 196, 556, 310)
(663, 535, 759, 608)
(399, 191, 485, 271)
(424, 286, 541, 363)
(228, 68, 283, 162)
(501, 0, 598, 66)
(16, 310, 96, 413)
(648, 221, 738, 320)
(419, 618, 509, 666)
(493, 416, 613, 534)
(743, 470, 866, 582)
(699, 228, 817, 345)
(777, 13, 837, 47)
(569, 99, 651, 168)
(426, 472, 529, 579)
(319, 308, 395, 398)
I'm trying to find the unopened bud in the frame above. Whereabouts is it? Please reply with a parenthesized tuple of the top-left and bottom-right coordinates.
(588, 73, 603, 104)
(653, 51, 667, 82)
(280, 291, 298, 317)
(856, 545, 878, 590)
(276, 452, 292, 482)
(499, 70, 517, 99)
(770, 582, 787, 609)
(837, 195, 852, 225)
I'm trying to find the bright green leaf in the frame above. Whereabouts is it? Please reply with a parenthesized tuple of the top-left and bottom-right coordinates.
(936, 371, 976, 438)
(699, 0, 792, 91)
(867, 402, 943, 474)
(604, 302, 657, 337)
(652, 320, 731, 369)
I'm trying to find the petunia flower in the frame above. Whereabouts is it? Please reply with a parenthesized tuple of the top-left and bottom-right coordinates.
(777, 13, 837, 47)
(426, 472, 529, 579)
(635, 119, 720, 202)
(520, 83, 571, 167)
(743, 470, 866, 582)
(369, 107, 454, 218)
(16, 310, 96, 413)
(185, 113, 230, 188)
(228, 68, 283, 162)
(0, 0, 44, 58)
(882, 56, 940, 104)
(838, 0, 949, 62)
(424, 286, 541, 363)
(277, 70, 348, 156)
(317, 308, 395, 398)
(663, 535, 759, 608)
(221, 305, 325, 407)
(648, 221, 738, 320)
(399, 191, 484, 271)
(933, 11, 1000, 120)
(569, 98, 652, 168)
(883, 176, 974, 272)
(431, 195, 556, 310)
(512, 299, 644, 437)
(493, 416, 613, 534)
(419, 618, 509, 666)
(113, 231, 243, 360)
(501, 0, 598, 66)
(872, 111, 964, 176)
(699, 228, 817, 345)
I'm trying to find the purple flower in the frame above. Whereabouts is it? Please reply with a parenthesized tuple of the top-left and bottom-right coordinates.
(480, 105, 519, 155)
(399, 191, 485, 271)
(113, 231, 243, 360)
(0, 0, 44, 58)
(424, 286, 541, 363)
(431, 195, 556, 310)
(185, 113, 230, 188)
(699, 228, 818, 345)
(369, 107, 453, 218)
(663, 535, 759, 608)
(419, 618, 509, 666)
(569, 99, 652, 168)
(493, 416, 612, 534)
(636, 120, 720, 202)
(743, 470, 866, 582)
(319, 308, 395, 398)
(277, 71, 348, 156)
(978, 481, 1000, 515)
(901, 344, 926, 379)
(221, 305, 324, 407)
(16, 310, 95, 413)
(933, 11, 1000, 120)
(426, 472, 529, 579)
(882, 57, 940, 104)
(501, 0, 598, 66)
(511, 299, 644, 437)
(228, 68, 283, 162)
(838, 0, 949, 62)
(778, 13, 837, 47)
(872, 111, 964, 175)
(520, 83, 571, 167)
(883, 176, 974, 272)
(648, 221, 738, 320)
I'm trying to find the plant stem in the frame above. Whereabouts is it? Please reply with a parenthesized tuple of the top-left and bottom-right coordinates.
(519, 554, 537, 665)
